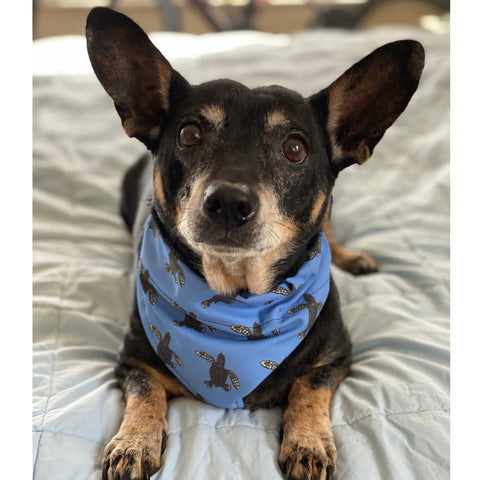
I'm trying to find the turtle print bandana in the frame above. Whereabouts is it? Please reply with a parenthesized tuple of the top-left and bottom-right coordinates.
(137, 215, 331, 409)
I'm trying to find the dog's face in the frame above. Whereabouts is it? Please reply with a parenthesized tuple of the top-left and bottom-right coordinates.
(86, 7, 424, 294)
(156, 81, 332, 260)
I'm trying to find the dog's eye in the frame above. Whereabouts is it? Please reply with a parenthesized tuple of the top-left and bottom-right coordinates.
(282, 136, 307, 164)
(179, 124, 202, 147)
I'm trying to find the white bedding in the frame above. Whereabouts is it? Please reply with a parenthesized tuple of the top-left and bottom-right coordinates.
(33, 26, 449, 479)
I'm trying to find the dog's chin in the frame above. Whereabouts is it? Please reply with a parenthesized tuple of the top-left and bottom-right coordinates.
(178, 216, 287, 265)
(192, 238, 274, 260)
(180, 228, 278, 261)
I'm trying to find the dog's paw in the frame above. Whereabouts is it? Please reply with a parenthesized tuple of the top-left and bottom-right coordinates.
(333, 248, 378, 275)
(279, 431, 337, 480)
(102, 430, 167, 480)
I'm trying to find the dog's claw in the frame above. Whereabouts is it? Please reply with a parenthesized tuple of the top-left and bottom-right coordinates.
(279, 433, 337, 480)
(102, 432, 166, 480)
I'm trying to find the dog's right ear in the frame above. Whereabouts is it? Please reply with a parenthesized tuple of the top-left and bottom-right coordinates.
(310, 40, 424, 173)
(86, 7, 187, 148)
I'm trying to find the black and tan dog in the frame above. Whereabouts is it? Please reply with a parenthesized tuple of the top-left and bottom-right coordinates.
(86, 7, 424, 480)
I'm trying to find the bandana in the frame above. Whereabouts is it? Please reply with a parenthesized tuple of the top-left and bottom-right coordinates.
(137, 216, 331, 409)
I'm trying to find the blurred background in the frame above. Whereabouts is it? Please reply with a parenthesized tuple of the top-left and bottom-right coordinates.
(33, 0, 450, 39)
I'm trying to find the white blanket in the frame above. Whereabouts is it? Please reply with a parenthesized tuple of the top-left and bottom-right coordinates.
(33, 26, 449, 479)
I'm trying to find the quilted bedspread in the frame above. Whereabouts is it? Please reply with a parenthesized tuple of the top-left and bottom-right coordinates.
(33, 25, 449, 479)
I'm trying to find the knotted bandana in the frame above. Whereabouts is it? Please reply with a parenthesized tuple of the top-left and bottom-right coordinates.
(137, 216, 331, 409)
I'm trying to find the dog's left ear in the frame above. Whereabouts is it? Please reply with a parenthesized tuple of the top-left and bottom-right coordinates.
(86, 7, 187, 148)
(310, 40, 425, 172)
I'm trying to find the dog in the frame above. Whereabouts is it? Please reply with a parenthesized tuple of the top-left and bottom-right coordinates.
(86, 7, 424, 480)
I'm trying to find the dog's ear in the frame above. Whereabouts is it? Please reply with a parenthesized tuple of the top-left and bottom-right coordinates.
(310, 40, 425, 172)
(86, 7, 187, 148)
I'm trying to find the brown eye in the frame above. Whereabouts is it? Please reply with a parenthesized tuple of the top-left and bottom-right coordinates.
(282, 136, 307, 164)
(179, 124, 201, 147)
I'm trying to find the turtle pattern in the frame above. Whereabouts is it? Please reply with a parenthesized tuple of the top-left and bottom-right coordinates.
(195, 351, 240, 391)
(260, 360, 279, 370)
(287, 293, 323, 339)
(270, 281, 301, 297)
(147, 215, 161, 237)
(149, 324, 183, 369)
(139, 219, 328, 405)
(201, 293, 239, 308)
(138, 258, 158, 305)
(231, 322, 280, 339)
(165, 248, 185, 287)
(171, 300, 216, 333)
(307, 240, 322, 261)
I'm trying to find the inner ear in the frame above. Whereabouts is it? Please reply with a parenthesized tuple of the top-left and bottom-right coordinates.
(310, 40, 425, 172)
(86, 7, 188, 148)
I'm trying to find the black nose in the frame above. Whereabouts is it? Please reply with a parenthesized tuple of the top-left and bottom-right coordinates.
(202, 184, 259, 228)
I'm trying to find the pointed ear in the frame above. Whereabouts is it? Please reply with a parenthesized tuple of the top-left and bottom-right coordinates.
(310, 40, 425, 172)
(86, 7, 188, 148)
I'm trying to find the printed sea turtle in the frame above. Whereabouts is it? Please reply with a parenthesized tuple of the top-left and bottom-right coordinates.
(287, 293, 323, 339)
(138, 258, 158, 305)
(149, 324, 183, 369)
(147, 215, 161, 237)
(260, 360, 279, 370)
(171, 300, 206, 333)
(270, 281, 300, 297)
(165, 248, 185, 287)
(230, 322, 280, 339)
(307, 240, 322, 260)
(195, 351, 240, 391)
(200, 293, 239, 308)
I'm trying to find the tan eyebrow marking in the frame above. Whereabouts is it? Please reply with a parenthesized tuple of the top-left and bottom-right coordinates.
(200, 104, 226, 129)
(266, 110, 289, 131)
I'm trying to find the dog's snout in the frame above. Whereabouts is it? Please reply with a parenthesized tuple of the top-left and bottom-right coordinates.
(202, 184, 259, 228)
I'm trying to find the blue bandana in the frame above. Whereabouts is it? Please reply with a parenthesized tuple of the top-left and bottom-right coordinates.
(137, 216, 331, 409)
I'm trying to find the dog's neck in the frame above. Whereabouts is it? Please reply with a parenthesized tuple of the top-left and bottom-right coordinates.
(150, 209, 320, 296)
(200, 246, 288, 296)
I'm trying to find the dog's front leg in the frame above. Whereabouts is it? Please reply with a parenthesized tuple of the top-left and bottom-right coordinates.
(279, 367, 348, 480)
(102, 364, 187, 480)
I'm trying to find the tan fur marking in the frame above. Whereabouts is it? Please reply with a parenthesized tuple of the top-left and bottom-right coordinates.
(104, 364, 178, 479)
(121, 62, 172, 140)
(355, 141, 371, 164)
(121, 384, 168, 434)
(201, 256, 249, 295)
(176, 176, 207, 241)
(283, 379, 332, 431)
(154, 171, 168, 211)
(326, 78, 346, 161)
(138, 362, 193, 399)
(266, 109, 289, 131)
(327, 77, 372, 165)
(157, 61, 172, 113)
(310, 192, 327, 224)
(200, 104, 226, 129)
(279, 369, 348, 479)
(324, 215, 378, 274)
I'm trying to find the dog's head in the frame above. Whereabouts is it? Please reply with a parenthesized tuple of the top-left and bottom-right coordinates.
(86, 8, 424, 295)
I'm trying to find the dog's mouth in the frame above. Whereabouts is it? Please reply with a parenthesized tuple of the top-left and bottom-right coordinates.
(180, 214, 277, 257)
(193, 231, 276, 258)
(175, 179, 299, 266)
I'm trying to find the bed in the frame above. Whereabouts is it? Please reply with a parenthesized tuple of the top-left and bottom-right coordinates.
(33, 24, 450, 479)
